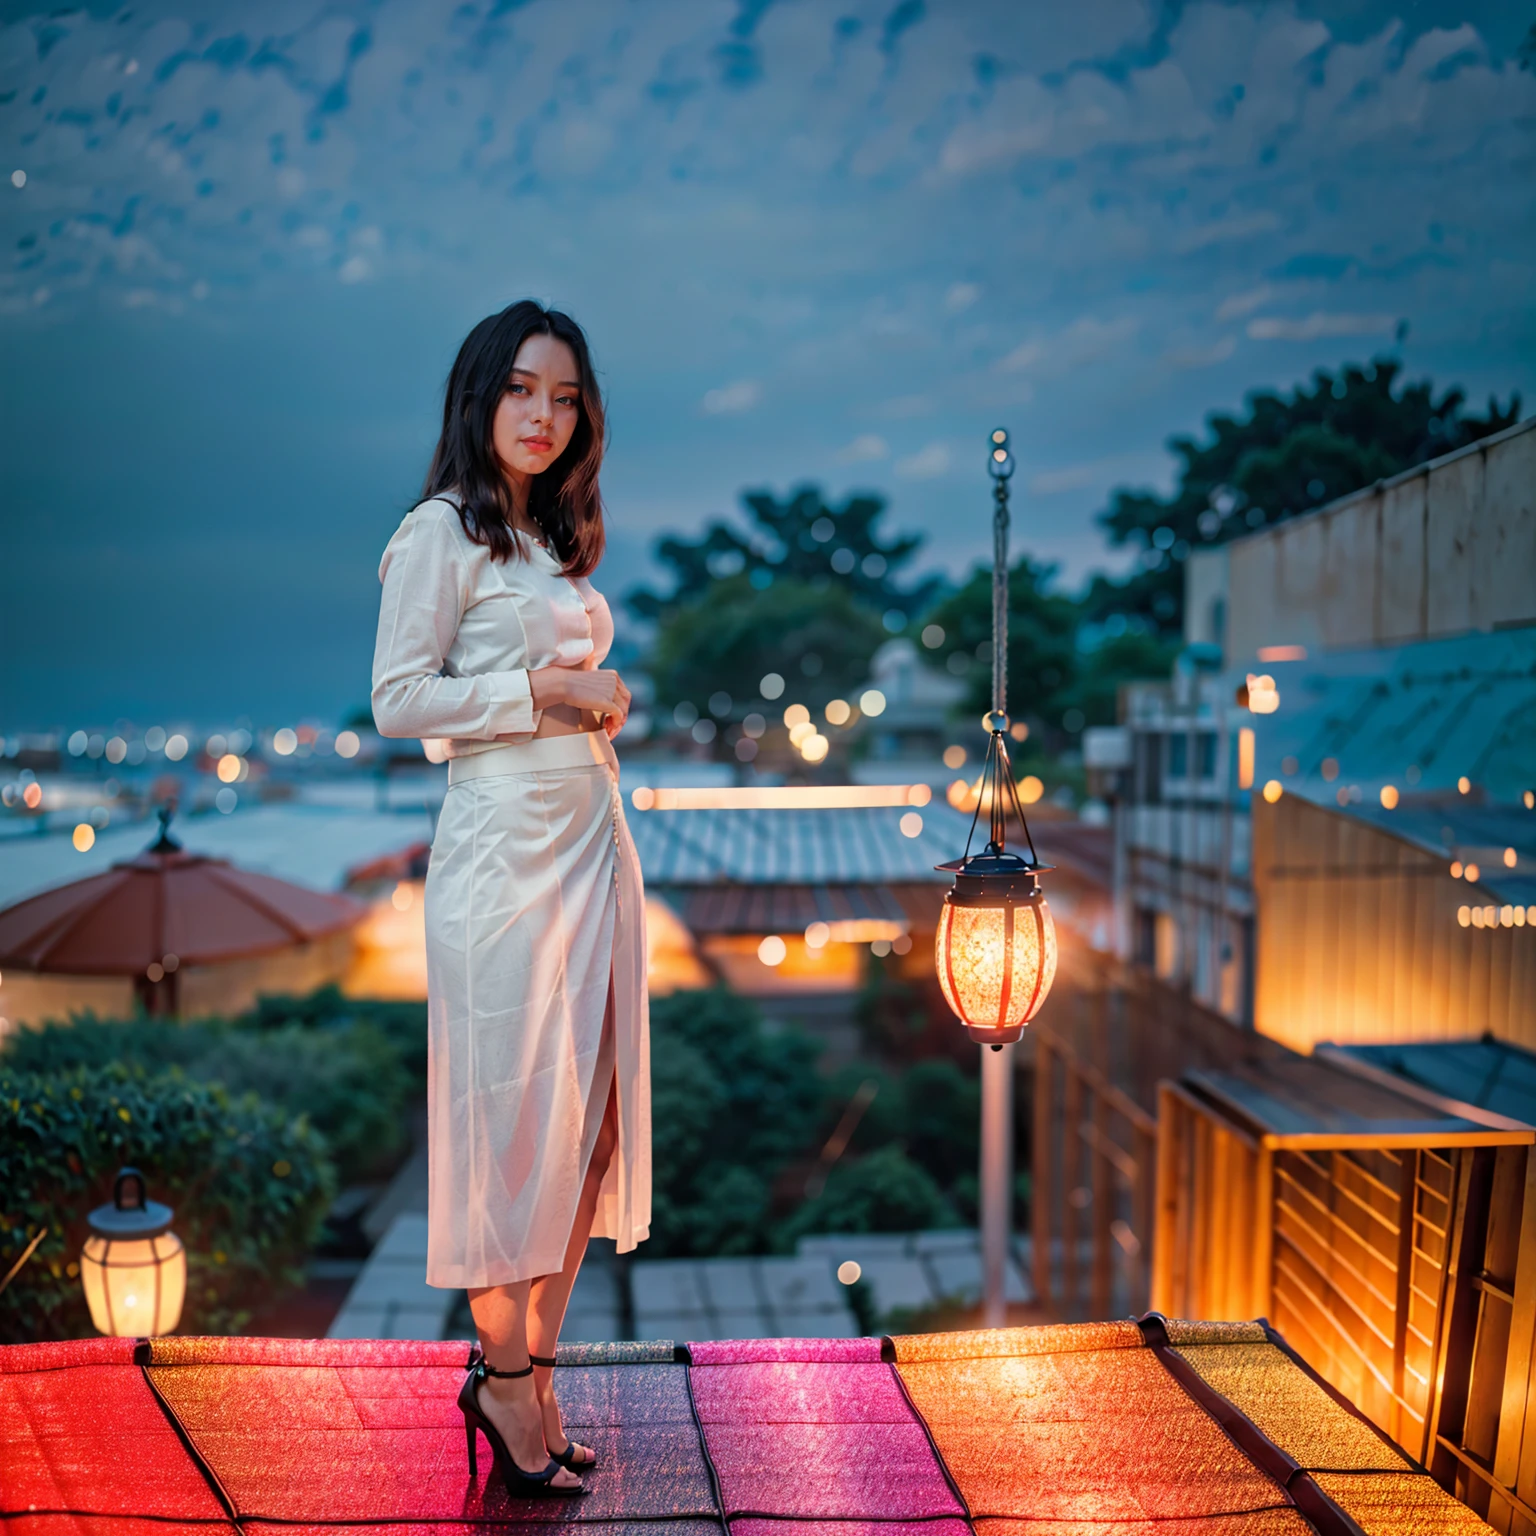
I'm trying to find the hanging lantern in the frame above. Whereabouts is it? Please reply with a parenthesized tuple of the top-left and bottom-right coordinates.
(81, 1167, 186, 1336)
(935, 430, 1058, 1047)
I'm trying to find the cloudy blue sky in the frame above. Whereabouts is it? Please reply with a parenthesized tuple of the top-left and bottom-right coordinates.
(2, 0, 1533, 728)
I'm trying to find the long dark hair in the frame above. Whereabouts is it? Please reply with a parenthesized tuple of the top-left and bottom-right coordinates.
(423, 300, 606, 577)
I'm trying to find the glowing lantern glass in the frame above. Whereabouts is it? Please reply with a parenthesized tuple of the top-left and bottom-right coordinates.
(81, 1167, 185, 1337)
(935, 428, 1057, 1046)
(936, 719, 1057, 1045)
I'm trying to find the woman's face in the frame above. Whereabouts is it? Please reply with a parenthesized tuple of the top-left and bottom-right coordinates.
(491, 331, 582, 479)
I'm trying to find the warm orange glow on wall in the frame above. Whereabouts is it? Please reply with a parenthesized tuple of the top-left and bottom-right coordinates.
(344, 881, 427, 1000)
(630, 783, 931, 810)
(701, 931, 864, 994)
(1237, 728, 1255, 790)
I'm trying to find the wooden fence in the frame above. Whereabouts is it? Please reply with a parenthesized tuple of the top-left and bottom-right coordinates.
(1026, 966, 1283, 1319)
(1152, 1071, 1536, 1533)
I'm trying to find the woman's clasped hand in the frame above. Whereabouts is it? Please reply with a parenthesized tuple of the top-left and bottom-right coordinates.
(530, 664, 631, 737)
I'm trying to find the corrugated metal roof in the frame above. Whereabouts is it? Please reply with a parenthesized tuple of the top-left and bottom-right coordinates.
(659, 881, 944, 935)
(625, 800, 975, 885)
(1243, 625, 1536, 809)
(1230, 627, 1536, 901)
(1323, 1038, 1536, 1126)
(1343, 800, 1536, 905)
(1220, 629, 1529, 900)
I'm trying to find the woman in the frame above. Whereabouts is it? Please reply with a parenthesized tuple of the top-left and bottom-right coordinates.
(372, 300, 650, 1497)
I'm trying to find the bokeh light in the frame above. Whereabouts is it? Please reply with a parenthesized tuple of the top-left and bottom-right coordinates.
(757, 934, 787, 966)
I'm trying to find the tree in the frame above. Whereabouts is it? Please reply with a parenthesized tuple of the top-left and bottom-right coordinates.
(633, 486, 940, 747)
(1091, 357, 1521, 634)
(629, 486, 940, 625)
(918, 556, 1080, 732)
(647, 574, 887, 717)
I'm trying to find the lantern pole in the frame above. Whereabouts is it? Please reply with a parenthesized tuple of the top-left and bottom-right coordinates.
(981, 429, 1013, 1330)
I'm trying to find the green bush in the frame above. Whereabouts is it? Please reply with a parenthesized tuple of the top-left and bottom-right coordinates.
(0, 1062, 333, 1343)
(239, 986, 428, 1087)
(818, 1056, 980, 1219)
(778, 1145, 956, 1244)
(4, 1012, 414, 1185)
(647, 989, 820, 1256)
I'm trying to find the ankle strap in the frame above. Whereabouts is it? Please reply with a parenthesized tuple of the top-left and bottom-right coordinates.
(466, 1348, 533, 1381)
(529, 1354, 557, 1368)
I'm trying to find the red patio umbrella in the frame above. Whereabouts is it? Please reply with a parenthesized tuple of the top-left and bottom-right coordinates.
(0, 810, 363, 1015)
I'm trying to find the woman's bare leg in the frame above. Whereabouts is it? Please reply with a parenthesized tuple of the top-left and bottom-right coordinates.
(526, 1075, 619, 1463)
(466, 1280, 583, 1488)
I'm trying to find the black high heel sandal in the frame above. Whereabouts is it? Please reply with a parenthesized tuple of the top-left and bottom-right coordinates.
(458, 1356, 586, 1498)
(528, 1354, 598, 1471)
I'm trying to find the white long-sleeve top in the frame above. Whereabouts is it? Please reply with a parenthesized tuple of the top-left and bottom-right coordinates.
(371, 495, 614, 759)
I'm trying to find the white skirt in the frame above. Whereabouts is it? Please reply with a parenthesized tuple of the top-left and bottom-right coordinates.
(422, 732, 650, 1289)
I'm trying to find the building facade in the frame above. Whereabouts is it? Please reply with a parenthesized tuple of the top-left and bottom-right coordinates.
(1100, 415, 1536, 1041)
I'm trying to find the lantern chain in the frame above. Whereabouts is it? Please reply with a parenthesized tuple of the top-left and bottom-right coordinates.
(990, 435, 1012, 719)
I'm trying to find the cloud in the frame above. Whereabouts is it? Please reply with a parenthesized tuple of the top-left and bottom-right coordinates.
(1, 0, 1533, 727)
(1175, 212, 1281, 253)
(1164, 334, 1237, 368)
(999, 316, 1140, 375)
(1246, 312, 1398, 341)
(896, 442, 950, 479)
(1029, 463, 1103, 496)
(1026, 450, 1170, 497)
(1215, 285, 1274, 322)
(869, 395, 931, 420)
(700, 379, 761, 414)
(836, 433, 888, 463)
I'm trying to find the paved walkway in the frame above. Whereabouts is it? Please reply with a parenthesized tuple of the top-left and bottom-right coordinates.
(328, 1220, 1033, 1342)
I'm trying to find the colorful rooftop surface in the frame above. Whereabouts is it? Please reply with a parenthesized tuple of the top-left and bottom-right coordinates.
(3, 1318, 1490, 1536)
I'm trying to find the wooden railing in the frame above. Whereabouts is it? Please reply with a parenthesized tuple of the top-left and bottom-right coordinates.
(1153, 1081, 1536, 1533)
(1025, 966, 1277, 1320)
(1030, 1024, 1157, 1318)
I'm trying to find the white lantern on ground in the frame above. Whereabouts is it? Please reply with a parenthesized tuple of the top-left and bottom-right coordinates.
(81, 1167, 185, 1336)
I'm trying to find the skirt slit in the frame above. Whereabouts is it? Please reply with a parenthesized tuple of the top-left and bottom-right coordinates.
(574, 968, 619, 1206)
